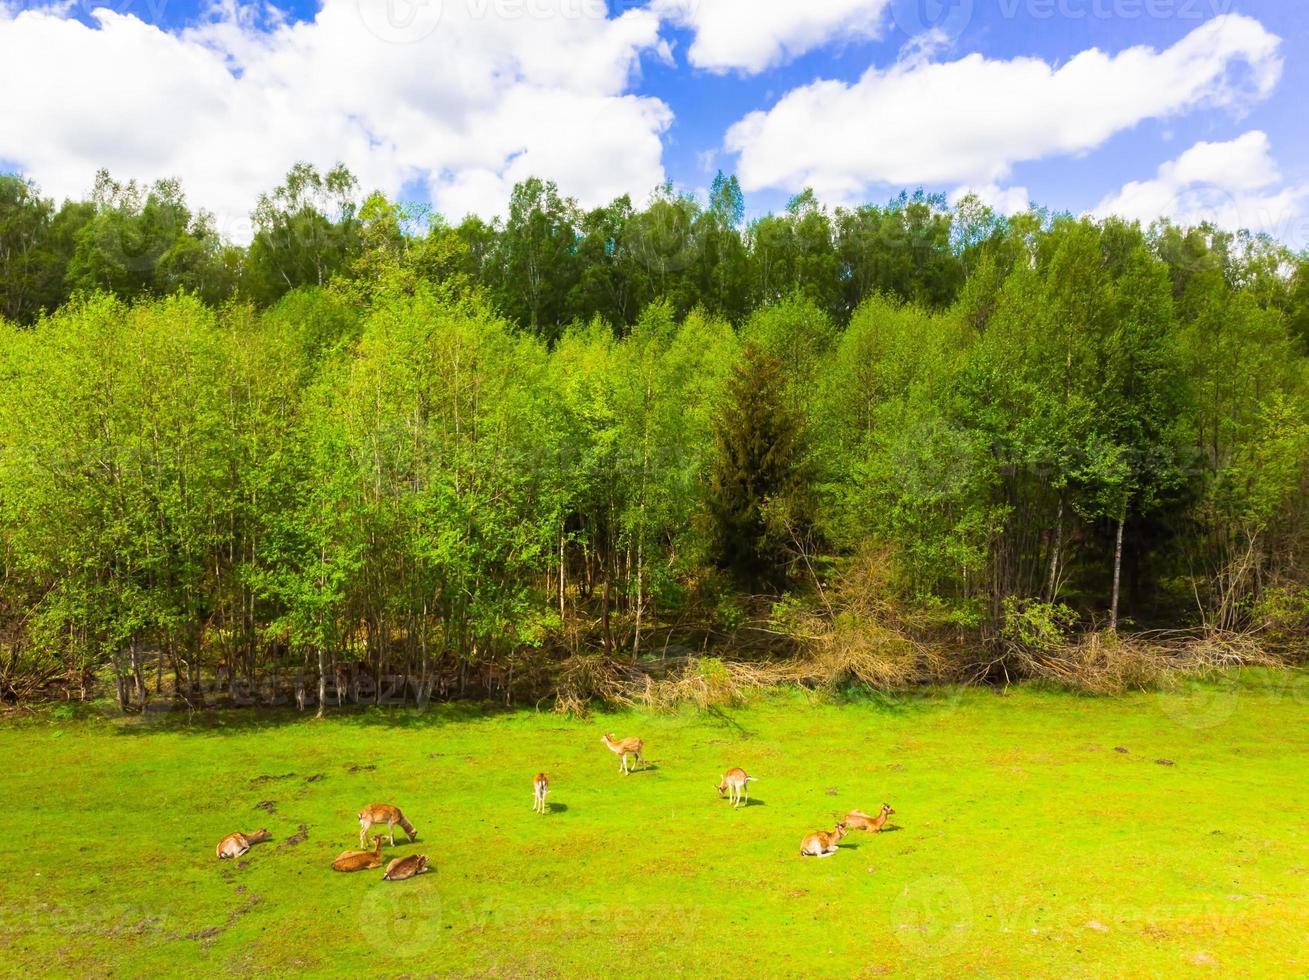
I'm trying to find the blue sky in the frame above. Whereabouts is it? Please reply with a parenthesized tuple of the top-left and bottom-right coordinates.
(1, 0, 1305, 244)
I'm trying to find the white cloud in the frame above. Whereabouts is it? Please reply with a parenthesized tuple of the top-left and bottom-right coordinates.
(724, 14, 1283, 200)
(0, 0, 673, 239)
(1093, 131, 1309, 240)
(654, 0, 891, 75)
(949, 183, 1030, 215)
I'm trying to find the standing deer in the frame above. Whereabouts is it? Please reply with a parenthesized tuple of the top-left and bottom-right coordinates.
(533, 773, 550, 814)
(601, 733, 645, 774)
(717, 768, 757, 808)
(215, 828, 272, 860)
(357, 803, 417, 847)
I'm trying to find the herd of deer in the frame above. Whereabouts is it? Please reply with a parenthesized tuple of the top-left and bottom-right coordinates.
(214, 731, 896, 876)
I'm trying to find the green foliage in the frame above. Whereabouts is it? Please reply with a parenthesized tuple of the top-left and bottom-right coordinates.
(66, 171, 233, 304)
(1001, 597, 1079, 654)
(707, 343, 809, 589)
(0, 174, 90, 322)
(244, 162, 363, 305)
(1, 170, 1307, 702)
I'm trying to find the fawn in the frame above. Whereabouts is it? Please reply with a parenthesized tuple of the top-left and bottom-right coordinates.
(358, 803, 418, 847)
(533, 773, 550, 814)
(601, 733, 645, 774)
(717, 768, 757, 808)
(332, 835, 385, 872)
(215, 828, 272, 860)
(800, 822, 848, 858)
(382, 854, 430, 881)
(844, 803, 895, 833)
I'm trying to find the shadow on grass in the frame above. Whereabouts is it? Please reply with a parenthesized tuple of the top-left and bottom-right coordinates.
(703, 704, 756, 738)
(105, 698, 511, 737)
(836, 685, 976, 717)
(547, 802, 568, 814)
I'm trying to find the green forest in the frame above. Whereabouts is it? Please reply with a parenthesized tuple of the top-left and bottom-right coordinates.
(2, 163, 1308, 710)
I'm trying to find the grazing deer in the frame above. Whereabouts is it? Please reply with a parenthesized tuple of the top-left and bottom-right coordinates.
(382, 854, 430, 881)
(717, 768, 757, 808)
(844, 803, 895, 833)
(332, 835, 385, 872)
(358, 803, 418, 847)
(533, 773, 550, 814)
(601, 733, 644, 774)
(800, 822, 848, 858)
(215, 828, 272, 860)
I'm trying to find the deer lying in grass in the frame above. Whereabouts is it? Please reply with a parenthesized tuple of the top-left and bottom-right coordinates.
(382, 854, 430, 881)
(331, 835, 385, 872)
(601, 733, 645, 774)
(800, 822, 848, 858)
(533, 773, 549, 814)
(844, 803, 895, 833)
(358, 803, 417, 847)
(215, 828, 272, 860)
(717, 768, 757, 808)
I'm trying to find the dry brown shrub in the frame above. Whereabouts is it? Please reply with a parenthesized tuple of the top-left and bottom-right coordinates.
(775, 547, 963, 690)
(1007, 628, 1282, 695)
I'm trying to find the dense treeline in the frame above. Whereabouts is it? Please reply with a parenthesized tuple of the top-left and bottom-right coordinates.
(1, 164, 1307, 708)
(1, 167, 975, 331)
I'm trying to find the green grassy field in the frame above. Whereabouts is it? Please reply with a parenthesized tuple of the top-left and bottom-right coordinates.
(3, 670, 1308, 977)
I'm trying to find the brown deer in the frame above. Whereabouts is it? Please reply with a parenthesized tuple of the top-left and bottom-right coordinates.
(215, 828, 272, 860)
(358, 803, 417, 847)
(382, 854, 430, 881)
(800, 822, 848, 858)
(717, 768, 757, 808)
(601, 733, 644, 774)
(533, 772, 550, 814)
(843, 803, 895, 833)
(331, 835, 385, 872)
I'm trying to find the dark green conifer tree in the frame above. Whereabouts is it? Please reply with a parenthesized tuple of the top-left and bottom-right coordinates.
(707, 342, 808, 590)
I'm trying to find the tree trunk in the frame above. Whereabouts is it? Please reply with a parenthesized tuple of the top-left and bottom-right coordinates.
(113, 652, 130, 713)
(315, 649, 327, 719)
(294, 653, 306, 711)
(1109, 511, 1125, 633)
(129, 640, 146, 710)
(601, 574, 613, 655)
(1045, 493, 1064, 603)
